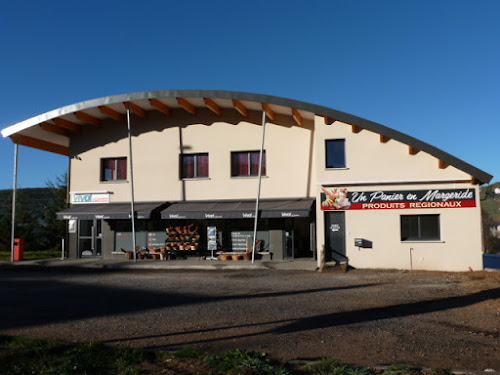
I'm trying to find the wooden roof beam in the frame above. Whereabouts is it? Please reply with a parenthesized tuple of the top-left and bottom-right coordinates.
(262, 103, 275, 121)
(177, 98, 196, 115)
(10, 134, 69, 156)
(204, 98, 222, 116)
(149, 99, 171, 115)
(124, 102, 147, 118)
(232, 100, 248, 117)
(380, 134, 391, 143)
(292, 108, 303, 126)
(324, 116, 336, 125)
(75, 111, 101, 127)
(351, 124, 362, 133)
(40, 122, 71, 137)
(439, 160, 449, 169)
(98, 105, 125, 121)
(53, 118, 81, 133)
(409, 146, 420, 155)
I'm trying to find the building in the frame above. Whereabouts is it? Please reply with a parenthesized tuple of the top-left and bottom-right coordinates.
(1, 90, 493, 271)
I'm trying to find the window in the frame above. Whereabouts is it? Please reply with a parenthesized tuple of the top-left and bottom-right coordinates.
(231, 151, 266, 177)
(180, 153, 209, 179)
(325, 139, 346, 168)
(101, 157, 127, 181)
(401, 215, 440, 241)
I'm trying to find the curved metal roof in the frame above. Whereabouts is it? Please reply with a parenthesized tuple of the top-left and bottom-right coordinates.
(1, 89, 492, 184)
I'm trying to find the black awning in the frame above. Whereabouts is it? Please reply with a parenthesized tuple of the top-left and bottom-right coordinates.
(57, 202, 168, 220)
(161, 199, 315, 220)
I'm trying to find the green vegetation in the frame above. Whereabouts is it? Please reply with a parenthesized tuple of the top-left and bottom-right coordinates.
(0, 335, 149, 375)
(0, 335, 462, 375)
(481, 182, 500, 254)
(306, 358, 373, 375)
(203, 348, 289, 374)
(480, 182, 500, 222)
(0, 250, 61, 262)
(0, 174, 67, 254)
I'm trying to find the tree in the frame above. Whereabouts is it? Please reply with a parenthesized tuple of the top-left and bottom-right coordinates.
(482, 208, 500, 254)
(38, 174, 67, 252)
(0, 190, 39, 252)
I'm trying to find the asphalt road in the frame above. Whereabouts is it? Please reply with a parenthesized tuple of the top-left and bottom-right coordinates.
(0, 268, 498, 371)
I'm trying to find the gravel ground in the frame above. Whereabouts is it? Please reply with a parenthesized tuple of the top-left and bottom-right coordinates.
(0, 268, 498, 371)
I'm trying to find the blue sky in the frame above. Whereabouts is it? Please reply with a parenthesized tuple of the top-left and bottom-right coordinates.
(0, 0, 498, 189)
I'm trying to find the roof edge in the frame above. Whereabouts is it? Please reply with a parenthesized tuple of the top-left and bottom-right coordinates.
(1, 89, 493, 184)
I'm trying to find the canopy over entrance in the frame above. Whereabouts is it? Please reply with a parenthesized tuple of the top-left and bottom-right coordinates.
(57, 202, 167, 220)
(161, 198, 315, 220)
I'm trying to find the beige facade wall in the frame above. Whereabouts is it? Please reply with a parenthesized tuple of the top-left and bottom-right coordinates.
(319, 183, 482, 272)
(67, 110, 483, 271)
(313, 115, 482, 271)
(70, 109, 315, 202)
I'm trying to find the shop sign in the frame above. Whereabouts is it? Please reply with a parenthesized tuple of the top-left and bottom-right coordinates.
(321, 187, 476, 211)
(72, 192, 110, 204)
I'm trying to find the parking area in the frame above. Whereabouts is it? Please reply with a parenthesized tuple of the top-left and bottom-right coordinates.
(0, 267, 498, 370)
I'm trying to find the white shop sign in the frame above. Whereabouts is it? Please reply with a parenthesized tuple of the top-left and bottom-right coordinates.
(71, 192, 111, 204)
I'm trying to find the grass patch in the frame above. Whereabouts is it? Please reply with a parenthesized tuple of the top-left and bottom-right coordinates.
(0, 336, 463, 375)
(203, 348, 289, 374)
(0, 250, 61, 262)
(385, 364, 420, 372)
(307, 358, 374, 375)
(0, 335, 148, 375)
(173, 346, 201, 359)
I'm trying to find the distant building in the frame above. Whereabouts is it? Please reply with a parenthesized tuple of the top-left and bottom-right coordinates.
(1, 90, 493, 271)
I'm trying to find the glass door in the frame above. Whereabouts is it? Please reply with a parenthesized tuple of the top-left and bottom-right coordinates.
(78, 219, 102, 257)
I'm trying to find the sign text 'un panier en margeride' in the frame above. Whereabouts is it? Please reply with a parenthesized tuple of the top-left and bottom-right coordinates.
(320, 188, 476, 211)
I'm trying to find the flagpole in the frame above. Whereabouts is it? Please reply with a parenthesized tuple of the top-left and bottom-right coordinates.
(252, 110, 267, 263)
(10, 140, 19, 262)
(127, 108, 137, 262)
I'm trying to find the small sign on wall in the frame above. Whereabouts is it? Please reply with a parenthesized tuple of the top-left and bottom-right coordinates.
(71, 192, 111, 204)
(68, 219, 77, 233)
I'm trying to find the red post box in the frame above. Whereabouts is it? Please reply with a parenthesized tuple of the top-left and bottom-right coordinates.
(14, 238, 25, 261)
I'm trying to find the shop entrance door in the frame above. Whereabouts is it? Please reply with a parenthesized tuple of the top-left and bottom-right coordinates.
(324, 212, 346, 262)
(78, 219, 102, 257)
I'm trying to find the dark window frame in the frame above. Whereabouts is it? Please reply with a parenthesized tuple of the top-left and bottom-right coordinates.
(179, 153, 209, 179)
(100, 157, 127, 182)
(231, 150, 266, 177)
(325, 139, 346, 169)
(400, 214, 441, 241)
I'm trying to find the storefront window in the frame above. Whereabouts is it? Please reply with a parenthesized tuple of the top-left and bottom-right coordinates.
(231, 151, 266, 177)
(325, 139, 346, 168)
(101, 157, 127, 181)
(180, 153, 209, 179)
(401, 214, 440, 241)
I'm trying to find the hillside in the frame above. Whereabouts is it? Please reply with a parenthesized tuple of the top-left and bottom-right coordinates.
(0, 188, 55, 217)
(480, 182, 500, 222)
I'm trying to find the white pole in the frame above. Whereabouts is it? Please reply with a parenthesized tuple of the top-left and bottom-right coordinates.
(252, 110, 267, 263)
(10, 140, 19, 262)
(127, 109, 137, 262)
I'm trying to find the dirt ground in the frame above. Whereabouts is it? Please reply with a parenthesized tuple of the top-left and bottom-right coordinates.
(0, 268, 498, 371)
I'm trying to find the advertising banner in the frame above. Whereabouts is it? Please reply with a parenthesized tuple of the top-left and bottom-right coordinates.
(321, 187, 476, 211)
(71, 192, 110, 204)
